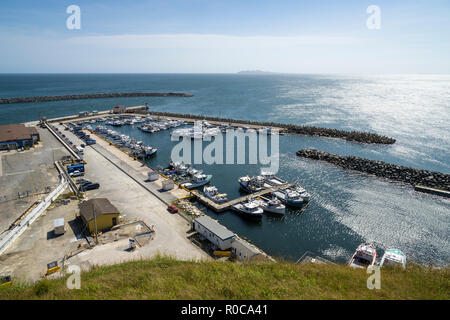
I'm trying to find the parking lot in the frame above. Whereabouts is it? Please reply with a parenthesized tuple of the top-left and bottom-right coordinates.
(0, 127, 70, 232)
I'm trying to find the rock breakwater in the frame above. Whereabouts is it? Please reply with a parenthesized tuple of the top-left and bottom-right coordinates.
(0, 92, 193, 104)
(296, 149, 450, 192)
(148, 111, 396, 144)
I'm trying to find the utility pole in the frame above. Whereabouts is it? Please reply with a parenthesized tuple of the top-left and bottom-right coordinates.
(92, 201, 98, 245)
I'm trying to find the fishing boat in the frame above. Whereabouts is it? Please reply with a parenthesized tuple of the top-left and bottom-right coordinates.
(273, 189, 304, 207)
(258, 196, 286, 215)
(181, 173, 212, 189)
(348, 243, 377, 268)
(232, 200, 263, 220)
(238, 176, 267, 193)
(143, 146, 157, 157)
(260, 171, 287, 186)
(379, 249, 406, 269)
(203, 186, 228, 204)
(294, 186, 311, 202)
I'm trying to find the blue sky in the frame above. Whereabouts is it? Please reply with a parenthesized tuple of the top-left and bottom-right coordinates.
(0, 0, 449, 73)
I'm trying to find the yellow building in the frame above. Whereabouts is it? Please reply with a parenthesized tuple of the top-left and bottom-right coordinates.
(79, 198, 120, 233)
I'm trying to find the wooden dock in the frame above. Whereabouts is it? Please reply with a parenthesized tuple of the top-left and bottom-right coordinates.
(193, 183, 293, 212)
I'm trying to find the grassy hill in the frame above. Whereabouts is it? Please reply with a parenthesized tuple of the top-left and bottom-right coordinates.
(0, 256, 448, 299)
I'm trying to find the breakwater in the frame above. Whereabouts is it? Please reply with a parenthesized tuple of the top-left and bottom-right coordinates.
(0, 92, 193, 104)
(147, 111, 396, 144)
(296, 149, 450, 193)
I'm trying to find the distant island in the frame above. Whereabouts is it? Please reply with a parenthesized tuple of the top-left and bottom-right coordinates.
(237, 70, 278, 75)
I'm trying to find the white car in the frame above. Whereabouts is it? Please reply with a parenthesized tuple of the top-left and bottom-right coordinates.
(69, 170, 84, 177)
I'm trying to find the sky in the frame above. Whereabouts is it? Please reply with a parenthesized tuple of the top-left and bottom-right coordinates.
(0, 0, 449, 73)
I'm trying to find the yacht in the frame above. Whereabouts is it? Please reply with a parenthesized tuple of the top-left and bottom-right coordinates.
(273, 189, 304, 207)
(379, 249, 406, 269)
(232, 200, 263, 220)
(203, 186, 228, 204)
(181, 173, 212, 189)
(348, 243, 377, 268)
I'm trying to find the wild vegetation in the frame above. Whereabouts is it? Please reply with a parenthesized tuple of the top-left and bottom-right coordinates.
(0, 256, 447, 299)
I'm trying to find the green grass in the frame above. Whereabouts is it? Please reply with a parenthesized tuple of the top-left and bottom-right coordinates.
(0, 256, 448, 300)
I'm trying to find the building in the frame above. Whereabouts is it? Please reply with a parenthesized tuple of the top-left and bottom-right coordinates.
(193, 215, 236, 250)
(79, 198, 120, 233)
(0, 124, 40, 150)
(231, 238, 262, 261)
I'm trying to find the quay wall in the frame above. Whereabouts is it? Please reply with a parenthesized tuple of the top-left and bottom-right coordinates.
(0, 92, 193, 104)
(147, 111, 396, 144)
(296, 149, 450, 193)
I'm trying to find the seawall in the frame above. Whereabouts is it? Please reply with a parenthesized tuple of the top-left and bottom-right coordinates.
(0, 92, 193, 104)
(147, 111, 396, 144)
(296, 149, 450, 193)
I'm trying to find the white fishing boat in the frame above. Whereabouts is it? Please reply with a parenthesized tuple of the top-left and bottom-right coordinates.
(379, 249, 406, 269)
(273, 189, 304, 207)
(181, 173, 212, 189)
(348, 243, 377, 268)
(203, 186, 228, 204)
(232, 200, 263, 220)
(258, 196, 286, 215)
(238, 175, 267, 193)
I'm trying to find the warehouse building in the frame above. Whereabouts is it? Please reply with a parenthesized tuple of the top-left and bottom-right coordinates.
(193, 215, 236, 250)
(79, 198, 120, 233)
(0, 124, 40, 150)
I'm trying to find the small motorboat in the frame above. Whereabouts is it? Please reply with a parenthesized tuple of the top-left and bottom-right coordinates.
(273, 189, 304, 207)
(203, 186, 228, 204)
(258, 196, 286, 215)
(348, 243, 377, 268)
(232, 200, 263, 220)
(181, 173, 213, 189)
(379, 248, 406, 269)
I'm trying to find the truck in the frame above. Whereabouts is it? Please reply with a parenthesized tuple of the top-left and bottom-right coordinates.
(75, 146, 84, 155)
(67, 163, 85, 174)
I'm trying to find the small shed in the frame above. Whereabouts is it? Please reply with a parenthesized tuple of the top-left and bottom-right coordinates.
(79, 198, 120, 233)
(53, 218, 65, 235)
(193, 216, 236, 250)
(161, 179, 174, 191)
(148, 171, 159, 181)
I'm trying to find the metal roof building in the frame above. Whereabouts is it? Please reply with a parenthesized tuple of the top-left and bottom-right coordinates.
(193, 215, 236, 250)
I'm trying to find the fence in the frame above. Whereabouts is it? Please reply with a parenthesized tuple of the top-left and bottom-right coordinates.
(0, 174, 69, 255)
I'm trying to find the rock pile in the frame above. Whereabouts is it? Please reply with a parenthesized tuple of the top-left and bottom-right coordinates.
(0, 92, 193, 104)
(296, 149, 450, 191)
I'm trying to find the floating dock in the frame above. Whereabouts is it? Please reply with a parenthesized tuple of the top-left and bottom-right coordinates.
(193, 183, 293, 213)
(414, 185, 450, 198)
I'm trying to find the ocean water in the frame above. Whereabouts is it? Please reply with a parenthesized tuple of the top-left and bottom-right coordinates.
(0, 74, 449, 265)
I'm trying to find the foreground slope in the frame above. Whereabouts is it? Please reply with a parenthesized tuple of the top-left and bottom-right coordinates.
(0, 256, 448, 300)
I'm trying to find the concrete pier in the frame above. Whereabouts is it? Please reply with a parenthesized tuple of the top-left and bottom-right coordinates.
(193, 183, 293, 212)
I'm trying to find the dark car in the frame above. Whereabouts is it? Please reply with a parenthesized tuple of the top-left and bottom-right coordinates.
(75, 178, 90, 185)
(80, 183, 100, 191)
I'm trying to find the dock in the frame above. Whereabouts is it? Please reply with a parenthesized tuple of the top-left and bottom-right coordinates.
(414, 185, 450, 198)
(193, 183, 293, 212)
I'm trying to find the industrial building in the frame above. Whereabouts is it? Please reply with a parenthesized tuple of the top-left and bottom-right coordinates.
(193, 215, 236, 250)
(79, 198, 120, 233)
(0, 124, 40, 150)
(193, 215, 262, 261)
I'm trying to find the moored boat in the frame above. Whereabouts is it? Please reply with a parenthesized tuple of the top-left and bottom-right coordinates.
(232, 200, 263, 220)
(203, 186, 228, 204)
(181, 173, 212, 189)
(380, 248, 406, 269)
(348, 243, 377, 268)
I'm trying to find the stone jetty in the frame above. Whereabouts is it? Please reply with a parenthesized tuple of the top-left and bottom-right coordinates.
(296, 149, 450, 192)
(147, 111, 396, 144)
(0, 92, 193, 104)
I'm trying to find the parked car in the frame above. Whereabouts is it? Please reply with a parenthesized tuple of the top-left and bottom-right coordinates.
(75, 178, 90, 185)
(167, 205, 178, 213)
(69, 170, 84, 177)
(80, 183, 100, 191)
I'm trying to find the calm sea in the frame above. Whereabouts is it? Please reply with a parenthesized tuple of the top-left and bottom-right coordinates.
(0, 74, 449, 265)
